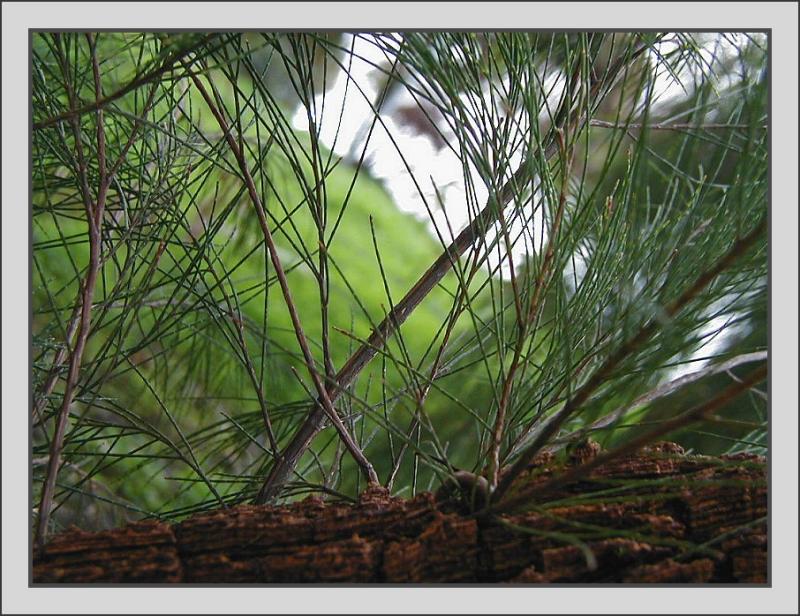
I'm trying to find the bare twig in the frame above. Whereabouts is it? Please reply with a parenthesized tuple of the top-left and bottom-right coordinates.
(255, 37, 654, 504)
(255, 150, 553, 503)
(32, 81, 159, 426)
(487, 128, 575, 490)
(182, 57, 378, 491)
(195, 243, 279, 457)
(32, 299, 82, 424)
(36, 34, 109, 548)
(384, 214, 495, 491)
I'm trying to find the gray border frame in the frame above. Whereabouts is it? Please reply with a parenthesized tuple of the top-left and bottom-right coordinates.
(9, 1, 793, 609)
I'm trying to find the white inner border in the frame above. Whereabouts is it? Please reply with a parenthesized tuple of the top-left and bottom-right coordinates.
(3, 3, 797, 614)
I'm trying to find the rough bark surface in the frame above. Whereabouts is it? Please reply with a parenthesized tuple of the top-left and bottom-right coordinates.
(33, 443, 766, 584)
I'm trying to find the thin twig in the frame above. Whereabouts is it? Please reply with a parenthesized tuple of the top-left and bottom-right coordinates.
(384, 229, 492, 490)
(32, 82, 160, 426)
(255, 150, 551, 503)
(36, 34, 109, 548)
(32, 299, 82, 423)
(488, 128, 575, 490)
(256, 37, 655, 504)
(195, 242, 279, 457)
(182, 57, 378, 491)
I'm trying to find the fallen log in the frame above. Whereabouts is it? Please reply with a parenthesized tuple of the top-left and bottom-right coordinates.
(33, 442, 766, 583)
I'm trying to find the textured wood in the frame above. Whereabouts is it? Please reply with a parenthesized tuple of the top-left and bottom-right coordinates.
(33, 520, 181, 583)
(33, 443, 767, 584)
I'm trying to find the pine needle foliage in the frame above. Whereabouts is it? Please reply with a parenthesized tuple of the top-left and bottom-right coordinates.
(32, 32, 767, 545)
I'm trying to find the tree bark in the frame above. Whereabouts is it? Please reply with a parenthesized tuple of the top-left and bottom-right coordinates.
(33, 443, 766, 584)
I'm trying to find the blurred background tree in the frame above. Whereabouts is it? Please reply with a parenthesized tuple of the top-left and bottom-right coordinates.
(31, 32, 767, 541)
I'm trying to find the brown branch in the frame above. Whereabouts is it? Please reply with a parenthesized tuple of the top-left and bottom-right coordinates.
(33, 61, 160, 428)
(36, 34, 109, 548)
(488, 129, 574, 490)
(492, 213, 768, 504)
(32, 299, 82, 424)
(255, 37, 656, 504)
(379, 188, 491, 491)
(254, 151, 549, 503)
(183, 59, 378, 490)
(491, 363, 767, 514)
